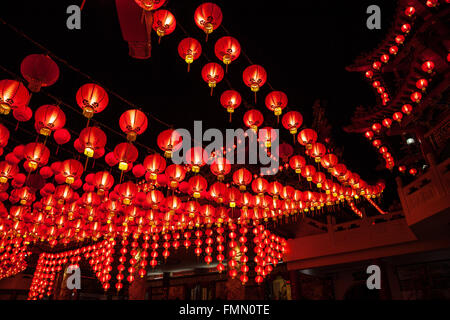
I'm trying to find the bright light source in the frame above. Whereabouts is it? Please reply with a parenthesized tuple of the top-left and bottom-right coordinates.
(406, 137, 415, 145)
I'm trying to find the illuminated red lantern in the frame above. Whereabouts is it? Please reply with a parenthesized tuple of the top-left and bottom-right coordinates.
(76, 84, 109, 118)
(426, 0, 438, 8)
(333, 163, 347, 181)
(289, 155, 305, 174)
(405, 6, 415, 17)
(372, 139, 382, 148)
(379, 146, 388, 154)
(53, 128, 71, 146)
(226, 188, 242, 208)
(194, 2, 223, 40)
(185, 147, 208, 173)
(301, 165, 316, 182)
(119, 109, 148, 142)
(372, 61, 382, 70)
(382, 118, 392, 128)
(201, 62, 224, 96)
(365, 70, 373, 79)
(401, 24, 411, 34)
(402, 104, 412, 115)
(395, 35, 405, 45)
(409, 168, 417, 176)
(398, 165, 406, 173)
(298, 129, 317, 149)
(34, 105, 66, 136)
(60, 159, 83, 185)
(215, 36, 241, 71)
(321, 154, 338, 171)
(114, 143, 139, 171)
(371, 123, 382, 133)
(421, 61, 434, 74)
(251, 177, 268, 196)
(410, 91, 422, 103)
(20, 54, 59, 92)
(210, 157, 231, 181)
(209, 182, 227, 203)
(0, 80, 30, 115)
(143, 154, 166, 180)
(389, 46, 398, 55)
(243, 109, 264, 131)
(152, 9, 176, 42)
(13, 107, 33, 123)
(0, 124, 10, 149)
(94, 171, 114, 195)
(0, 161, 18, 184)
(220, 90, 241, 122)
(232, 168, 252, 190)
(416, 79, 428, 91)
(265, 91, 287, 117)
(282, 111, 303, 136)
(380, 54, 389, 63)
(79, 127, 107, 158)
(178, 38, 202, 72)
(157, 129, 182, 158)
(188, 175, 208, 199)
(243, 65, 267, 101)
(312, 172, 326, 188)
(24, 142, 50, 171)
(259, 127, 277, 148)
(267, 181, 283, 199)
(134, 0, 166, 11)
(365, 130, 374, 140)
(118, 182, 137, 205)
(310, 143, 326, 162)
(165, 164, 185, 188)
(393, 112, 403, 122)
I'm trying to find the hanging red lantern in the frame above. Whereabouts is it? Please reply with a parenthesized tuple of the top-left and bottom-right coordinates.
(34, 105, 66, 136)
(13, 107, 33, 123)
(382, 118, 392, 128)
(210, 157, 231, 181)
(24, 142, 50, 171)
(258, 127, 277, 148)
(220, 90, 241, 122)
(152, 9, 176, 42)
(393, 112, 403, 122)
(194, 2, 223, 40)
(119, 109, 148, 142)
(398, 165, 406, 173)
(402, 104, 413, 115)
(302, 165, 316, 182)
(143, 154, 166, 180)
(372, 139, 382, 148)
(371, 123, 382, 133)
(178, 38, 202, 72)
(232, 168, 252, 191)
(114, 143, 139, 171)
(401, 23, 411, 34)
(365, 70, 373, 79)
(78, 127, 107, 158)
(251, 177, 268, 196)
(321, 154, 338, 172)
(421, 61, 434, 74)
(380, 54, 389, 63)
(364, 130, 374, 140)
(243, 65, 267, 102)
(0, 80, 30, 115)
(310, 143, 326, 162)
(281, 111, 303, 135)
(409, 168, 417, 176)
(134, 0, 166, 11)
(265, 91, 287, 117)
(157, 129, 183, 158)
(165, 164, 186, 188)
(0, 124, 9, 150)
(59, 159, 83, 185)
(389, 46, 398, 55)
(405, 6, 415, 17)
(289, 155, 306, 174)
(20, 54, 59, 92)
(201, 62, 224, 96)
(53, 129, 71, 145)
(426, 0, 438, 8)
(76, 84, 109, 119)
(215, 36, 241, 71)
(185, 147, 208, 173)
(188, 175, 208, 199)
(372, 61, 382, 70)
(395, 35, 405, 45)
(416, 79, 428, 91)
(243, 109, 264, 132)
(94, 171, 114, 195)
(410, 91, 422, 103)
(0, 161, 18, 184)
(297, 129, 317, 149)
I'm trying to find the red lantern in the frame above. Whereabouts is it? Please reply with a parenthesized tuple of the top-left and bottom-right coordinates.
(421, 61, 434, 74)
(395, 35, 405, 45)
(188, 175, 208, 198)
(365, 70, 373, 79)
(372, 61, 382, 70)
(119, 109, 148, 142)
(53, 129, 71, 145)
(243, 65, 267, 101)
(13, 107, 33, 123)
(416, 79, 428, 91)
(282, 111, 303, 142)
(20, 54, 59, 92)
(310, 143, 326, 162)
(0, 161, 18, 184)
(393, 112, 403, 122)
(34, 105, 66, 136)
(232, 168, 252, 191)
(215, 36, 241, 71)
(60, 159, 83, 185)
(157, 129, 183, 158)
(365, 130, 374, 140)
(24, 142, 50, 171)
(259, 127, 277, 148)
(178, 38, 202, 72)
(409, 168, 417, 176)
(402, 104, 412, 115)
(380, 54, 389, 63)
(405, 6, 415, 17)
(76, 84, 109, 118)
(79, 127, 107, 158)
(114, 143, 139, 171)
(194, 2, 223, 40)
(371, 123, 382, 133)
(401, 23, 411, 34)
(0, 124, 10, 149)
(243, 109, 264, 131)
(152, 10, 176, 42)
(302, 165, 316, 182)
(94, 171, 114, 195)
(389, 46, 398, 55)
(426, 0, 438, 8)
(201, 62, 224, 95)
(185, 147, 208, 173)
(165, 164, 186, 188)
(220, 90, 241, 122)
(265, 91, 287, 117)
(251, 177, 268, 196)
(143, 154, 166, 180)
(410, 91, 422, 103)
(382, 118, 392, 128)
(321, 154, 338, 171)
(297, 129, 317, 149)
(0, 80, 30, 115)
(134, 0, 166, 11)
(398, 165, 406, 173)
(289, 155, 306, 174)
(210, 157, 231, 181)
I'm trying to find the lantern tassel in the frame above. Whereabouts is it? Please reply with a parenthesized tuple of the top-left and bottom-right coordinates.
(15, 122, 19, 131)
(187, 63, 190, 72)
(229, 112, 232, 123)
(210, 87, 214, 96)
(84, 157, 89, 171)
(254, 92, 257, 104)
(226, 64, 228, 73)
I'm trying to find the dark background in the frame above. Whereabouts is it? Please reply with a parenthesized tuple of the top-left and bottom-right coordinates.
(0, 0, 398, 207)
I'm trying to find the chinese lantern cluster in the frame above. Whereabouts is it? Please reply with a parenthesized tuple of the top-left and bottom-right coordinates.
(0, 235, 30, 280)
